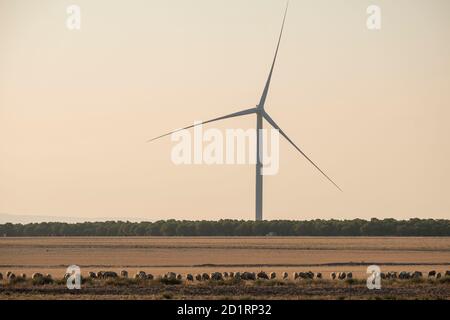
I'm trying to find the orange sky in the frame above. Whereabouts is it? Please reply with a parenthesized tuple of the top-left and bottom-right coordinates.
(1, 0, 450, 221)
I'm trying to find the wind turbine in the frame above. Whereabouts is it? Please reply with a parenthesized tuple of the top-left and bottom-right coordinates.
(148, 2, 342, 221)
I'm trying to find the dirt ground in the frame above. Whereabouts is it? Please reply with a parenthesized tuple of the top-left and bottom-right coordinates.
(0, 237, 449, 299)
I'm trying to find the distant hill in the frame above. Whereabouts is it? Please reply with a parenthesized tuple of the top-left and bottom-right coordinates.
(0, 213, 145, 224)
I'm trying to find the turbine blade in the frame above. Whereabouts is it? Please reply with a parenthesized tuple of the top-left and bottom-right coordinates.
(258, 1, 289, 108)
(148, 107, 257, 142)
(263, 111, 342, 191)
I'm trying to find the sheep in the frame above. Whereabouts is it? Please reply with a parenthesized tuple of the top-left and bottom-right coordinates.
(135, 271, 147, 279)
(445, 271, 450, 277)
(388, 272, 397, 279)
(46, 274, 52, 279)
(164, 272, 177, 280)
(399, 271, 410, 280)
(428, 270, 436, 278)
(412, 271, 423, 279)
(330, 272, 336, 280)
(257, 271, 269, 280)
(298, 272, 312, 280)
(210, 272, 223, 281)
(195, 274, 202, 281)
(223, 272, 229, 278)
(147, 274, 154, 280)
(241, 272, 256, 281)
(186, 274, 194, 281)
(103, 271, 118, 279)
(282, 272, 288, 280)
(120, 270, 128, 278)
(338, 272, 346, 280)
(346, 272, 353, 279)
(202, 273, 210, 281)
(176, 274, 182, 280)
(0, 272, 3, 280)
(380, 272, 386, 280)
(21, 273, 27, 279)
(436, 273, 442, 279)
(270, 272, 276, 280)
(293, 272, 299, 280)
(32, 273, 44, 280)
(234, 272, 241, 280)
(229, 272, 234, 278)
(316, 272, 322, 279)
(6, 271, 16, 280)
(88, 272, 97, 279)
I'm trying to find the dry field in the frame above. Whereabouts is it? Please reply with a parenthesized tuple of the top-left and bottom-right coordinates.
(1, 237, 449, 299)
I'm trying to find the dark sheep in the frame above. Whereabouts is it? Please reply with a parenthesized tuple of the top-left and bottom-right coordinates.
(186, 274, 194, 281)
(388, 272, 397, 279)
(102, 271, 118, 279)
(202, 273, 210, 281)
(428, 270, 436, 278)
(195, 274, 202, 281)
(316, 272, 322, 279)
(282, 272, 289, 279)
(330, 272, 336, 280)
(241, 272, 256, 281)
(32, 273, 44, 280)
(338, 272, 346, 280)
(210, 272, 223, 281)
(88, 272, 97, 279)
(270, 272, 276, 280)
(120, 270, 128, 278)
(399, 271, 410, 280)
(257, 271, 269, 280)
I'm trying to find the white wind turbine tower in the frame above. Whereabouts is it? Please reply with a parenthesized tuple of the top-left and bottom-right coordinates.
(149, 3, 341, 221)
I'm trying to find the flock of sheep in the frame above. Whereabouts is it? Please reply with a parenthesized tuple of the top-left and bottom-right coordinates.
(1, 269, 449, 283)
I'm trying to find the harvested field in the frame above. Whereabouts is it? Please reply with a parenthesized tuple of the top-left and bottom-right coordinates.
(0, 237, 449, 299)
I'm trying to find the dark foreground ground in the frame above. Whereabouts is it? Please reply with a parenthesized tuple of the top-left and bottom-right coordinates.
(1, 278, 449, 300)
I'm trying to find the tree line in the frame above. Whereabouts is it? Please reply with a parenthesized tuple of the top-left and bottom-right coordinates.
(0, 218, 449, 237)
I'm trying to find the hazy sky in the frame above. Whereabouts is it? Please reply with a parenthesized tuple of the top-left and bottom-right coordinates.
(1, 0, 449, 221)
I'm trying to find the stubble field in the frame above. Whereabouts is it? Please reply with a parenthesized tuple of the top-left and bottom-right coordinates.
(0, 237, 449, 299)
